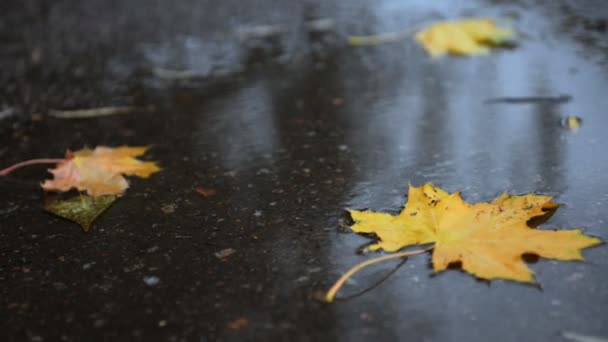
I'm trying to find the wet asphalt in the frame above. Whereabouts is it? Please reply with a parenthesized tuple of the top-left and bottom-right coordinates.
(1, 1, 608, 341)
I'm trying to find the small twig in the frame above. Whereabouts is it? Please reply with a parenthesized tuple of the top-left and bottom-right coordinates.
(48, 106, 148, 119)
(348, 29, 416, 46)
(484, 95, 572, 104)
(0, 158, 65, 176)
(325, 246, 433, 302)
(152, 68, 208, 81)
(337, 256, 408, 301)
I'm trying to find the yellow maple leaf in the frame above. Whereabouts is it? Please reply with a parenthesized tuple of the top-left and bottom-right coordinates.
(326, 183, 602, 302)
(415, 18, 515, 57)
(350, 183, 600, 282)
(42, 146, 160, 196)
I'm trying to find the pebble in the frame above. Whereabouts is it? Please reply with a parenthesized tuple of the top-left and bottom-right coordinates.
(214, 248, 236, 259)
(295, 276, 309, 283)
(143, 276, 160, 286)
(160, 204, 177, 214)
(147, 246, 159, 253)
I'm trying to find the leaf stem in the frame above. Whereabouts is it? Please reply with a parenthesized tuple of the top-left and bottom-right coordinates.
(348, 29, 414, 46)
(347, 22, 430, 46)
(0, 158, 65, 176)
(325, 246, 433, 302)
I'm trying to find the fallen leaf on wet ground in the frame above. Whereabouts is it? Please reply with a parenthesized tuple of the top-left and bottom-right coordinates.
(348, 18, 516, 57)
(326, 183, 602, 301)
(42, 146, 160, 196)
(44, 194, 119, 232)
(1, 145, 160, 231)
(416, 19, 516, 57)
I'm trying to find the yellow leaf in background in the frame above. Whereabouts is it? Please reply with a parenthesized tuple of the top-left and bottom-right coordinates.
(42, 146, 160, 196)
(415, 19, 515, 57)
(349, 183, 601, 283)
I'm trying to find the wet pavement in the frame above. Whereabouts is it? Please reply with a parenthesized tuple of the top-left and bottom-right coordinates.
(1, 1, 608, 341)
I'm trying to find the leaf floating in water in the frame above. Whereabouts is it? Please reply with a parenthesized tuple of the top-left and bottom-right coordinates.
(45, 194, 119, 232)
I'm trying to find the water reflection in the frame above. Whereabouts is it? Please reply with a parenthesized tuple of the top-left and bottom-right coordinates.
(203, 79, 279, 172)
(110, 0, 608, 339)
(175, 0, 608, 339)
(327, 1, 608, 341)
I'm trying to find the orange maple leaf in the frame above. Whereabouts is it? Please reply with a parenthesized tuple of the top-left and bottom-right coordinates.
(42, 146, 160, 196)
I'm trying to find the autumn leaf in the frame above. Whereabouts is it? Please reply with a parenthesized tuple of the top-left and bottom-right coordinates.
(45, 194, 118, 232)
(346, 18, 515, 55)
(415, 18, 515, 57)
(42, 146, 160, 196)
(0, 145, 159, 232)
(563, 116, 582, 132)
(326, 183, 601, 301)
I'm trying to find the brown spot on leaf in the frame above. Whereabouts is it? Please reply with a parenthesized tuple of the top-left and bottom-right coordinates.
(522, 253, 540, 264)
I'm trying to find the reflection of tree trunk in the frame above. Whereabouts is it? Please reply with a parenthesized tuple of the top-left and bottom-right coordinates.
(531, 101, 565, 191)
(268, 48, 438, 342)
(193, 6, 351, 339)
(504, 66, 565, 193)
(532, 73, 565, 193)
(267, 54, 348, 341)
(411, 63, 450, 185)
